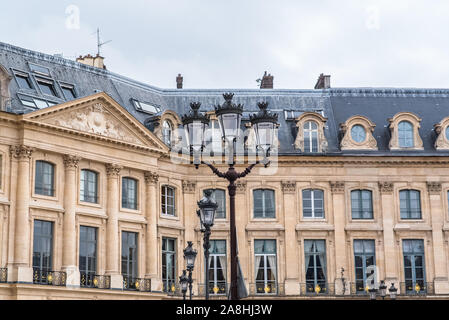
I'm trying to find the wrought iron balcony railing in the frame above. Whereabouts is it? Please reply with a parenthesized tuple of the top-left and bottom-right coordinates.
(0, 268, 7, 283)
(349, 282, 373, 295)
(123, 276, 151, 292)
(399, 282, 434, 296)
(80, 273, 111, 289)
(197, 282, 228, 296)
(249, 282, 284, 296)
(33, 268, 66, 286)
(163, 280, 181, 295)
(300, 282, 335, 295)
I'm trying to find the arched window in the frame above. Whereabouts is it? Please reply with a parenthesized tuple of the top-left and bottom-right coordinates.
(253, 189, 275, 218)
(122, 177, 138, 210)
(302, 189, 324, 218)
(80, 169, 98, 203)
(162, 120, 172, 146)
(398, 121, 414, 148)
(35, 161, 55, 196)
(161, 185, 176, 216)
(303, 121, 319, 153)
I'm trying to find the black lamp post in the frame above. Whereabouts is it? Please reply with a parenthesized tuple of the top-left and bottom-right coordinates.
(197, 190, 218, 300)
(368, 286, 378, 300)
(378, 280, 387, 300)
(179, 270, 189, 300)
(182, 93, 278, 300)
(183, 241, 197, 300)
(389, 283, 398, 300)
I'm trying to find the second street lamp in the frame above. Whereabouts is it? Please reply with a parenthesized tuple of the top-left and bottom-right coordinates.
(179, 270, 189, 300)
(197, 190, 218, 300)
(183, 241, 197, 300)
(378, 280, 387, 299)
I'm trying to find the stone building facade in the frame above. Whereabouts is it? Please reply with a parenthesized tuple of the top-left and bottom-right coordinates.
(0, 42, 448, 299)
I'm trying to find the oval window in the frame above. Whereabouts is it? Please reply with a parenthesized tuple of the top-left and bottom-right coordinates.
(351, 125, 366, 143)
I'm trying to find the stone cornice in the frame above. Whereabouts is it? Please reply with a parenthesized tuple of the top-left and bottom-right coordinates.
(9, 145, 34, 160)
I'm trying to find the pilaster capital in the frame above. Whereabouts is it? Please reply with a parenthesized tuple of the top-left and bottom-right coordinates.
(427, 181, 442, 194)
(9, 145, 34, 160)
(378, 181, 394, 194)
(236, 181, 247, 193)
(281, 181, 296, 194)
(105, 163, 123, 177)
(330, 181, 345, 193)
(182, 180, 196, 194)
(63, 154, 81, 169)
(144, 171, 159, 185)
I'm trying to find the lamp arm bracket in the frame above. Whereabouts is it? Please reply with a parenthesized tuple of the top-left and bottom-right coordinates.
(202, 161, 227, 178)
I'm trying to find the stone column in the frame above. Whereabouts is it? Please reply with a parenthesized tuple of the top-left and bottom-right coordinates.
(62, 155, 81, 287)
(331, 181, 348, 295)
(105, 163, 123, 289)
(282, 181, 299, 295)
(427, 182, 449, 294)
(182, 180, 197, 293)
(144, 171, 161, 291)
(235, 181, 249, 293)
(379, 181, 398, 291)
(9, 145, 34, 283)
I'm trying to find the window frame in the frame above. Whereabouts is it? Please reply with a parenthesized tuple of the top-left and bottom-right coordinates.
(304, 239, 327, 294)
(59, 82, 77, 100)
(399, 189, 422, 220)
(253, 189, 276, 219)
(122, 177, 138, 211)
(302, 189, 325, 219)
(80, 169, 99, 204)
(161, 185, 176, 216)
(35, 76, 58, 97)
(79, 226, 98, 287)
(303, 120, 319, 153)
(398, 120, 414, 148)
(34, 160, 56, 197)
(162, 237, 177, 293)
(254, 239, 277, 295)
(121, 231, 139, 288)
(353, 239, 377, 293)
(208, 240, 227, 295)
(32, 219, 54, 284)
(204, 188, 226, 219)
(13, 70, 34, 90)
(402, 239, 426, 294)
(350, 189, 374, 220)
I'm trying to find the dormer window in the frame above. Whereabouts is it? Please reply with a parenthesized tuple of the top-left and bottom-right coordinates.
(398, 121, 414, 147)
(340, 116, 377, 151)
(350, 125, 366, 143)
(294, 112, 328, 153)
(14, 71, 33, 89)
(36, 78, 57, 97)
(29, 63, 51, 77)
(304, 121, 318, 153)
(132, 99, 161, 114)
(61, 84, 76, 100)
(162, 120, 172, 146)
(388, 112, 423, 150)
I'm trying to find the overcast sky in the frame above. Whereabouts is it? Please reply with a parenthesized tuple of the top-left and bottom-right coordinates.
(1, 0, 449, 89)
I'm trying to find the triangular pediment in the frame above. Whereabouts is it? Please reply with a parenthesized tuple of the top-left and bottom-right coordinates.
(23, 92, 169, 154)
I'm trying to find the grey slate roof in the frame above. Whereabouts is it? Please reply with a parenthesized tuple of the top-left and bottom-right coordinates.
(2, 41, 449, 156)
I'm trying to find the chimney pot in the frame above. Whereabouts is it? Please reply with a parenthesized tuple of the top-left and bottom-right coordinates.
(314, 73, 331, 89)
(176, 73, 183, 89)
(260, 71, 274, 89)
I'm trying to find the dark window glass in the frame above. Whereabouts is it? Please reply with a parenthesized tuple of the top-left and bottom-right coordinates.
(400, 190, 422, 219)
(35, 161, 55, 196)
(162, 237, 176, 292)
(302, 189, 324, 218)
(61, 86, 76, 100)
(80, 170, 98, 203)
(304, 240, 327, 294)
(161, 185, 175, 216)
(122, 231, 138, 288)
(122, 177, 138, 210)
(32, 220, 53, 284)
(162, 121, 172, 146)
(402, 239, 426, 294)
(398, 121, 414, 147)
(208, 240, 227, 295)
(36, 79, 57, 96)
(303, 121, 318, 153)
(254, 240, 277, 294)
(204, 189, 226, 219)
(253, 189, 275, 218)
(351, 190, 373, 219)
(354, 240, 376, 293)
(16, 73, 33, 89)
(79, 226, 97, 287)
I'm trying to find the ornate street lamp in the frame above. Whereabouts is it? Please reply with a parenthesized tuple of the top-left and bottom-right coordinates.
(182, 93, 278, 300)
(179, 270, 189, 300)
(197, 190, 218, 300)
(183, 241, 197, 300)
(378, 280, 387, 299)
(368, 286, 378, 300)
(389, 283, 398, 300)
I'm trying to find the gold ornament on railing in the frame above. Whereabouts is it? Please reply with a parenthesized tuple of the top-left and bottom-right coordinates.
(93, 277, 98, 287)
(415, 283, 421, 293)
(264, 286, 271, 293)
(47, 274, 53, 283)
(315, 284, 321, 294)
(171, 284, 176, 292)
(213, 286, 219, 294)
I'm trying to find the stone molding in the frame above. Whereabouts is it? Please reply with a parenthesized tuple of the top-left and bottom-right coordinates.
(340, 115, 378, 150)
(63, 155, 81, 169)
(281, 181, 296, 193)
(427, 181, 442, 194)
(182, 181, 196, 193)
(236, 181, 247, 193)
(330, 181, 345, 193)
(144, 171, 159, 185)
(434, 116, 449, 150)
(378, 181, 394, 193)
(9, 145, 33, 160)
(105, 163, 123, 177)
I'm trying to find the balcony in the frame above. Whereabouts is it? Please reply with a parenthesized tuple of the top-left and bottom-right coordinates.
(0, 268, 7, 283)
(163, 281, 179, 295)
(197, 282, 228, 297)
(249, 282, 284, 296)
(123, 276, 151, 292)
(400, 282, 434, 296)
(33, 269, 66, 286)
(300, 282, 335, 295)
(80, 273, 111, 289)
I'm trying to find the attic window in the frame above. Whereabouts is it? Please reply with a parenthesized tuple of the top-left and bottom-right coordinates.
(14, 72, 33, 90)
(17, 93, 56, 109)
(29, 63, 51, 76)
(132, 99, 161, 114)
(36, 78, 57, 97)
(61, 84, 76, 100)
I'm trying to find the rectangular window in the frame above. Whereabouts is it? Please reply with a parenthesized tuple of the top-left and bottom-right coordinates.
(15, 72, 33, 89)
(302, 189, 324, 218)
(79, 226, 97, 288)
(35, 161, 55, 197)
(400, 190, 422, 219)
(122, 177, 138, 210)
(253, 189, 275, 218)
(304, 240, 327, 294)
(161, 185, 176, 216)
(208, 240, 227, 295)
(162, 237, 176, 293)
(254, 239, 277, 294)
(36, 78, 57, 96)
(351, 190, 373, 219)
(29, 63, 51, 76)
(403, 239, 426, 294)
(80, 170, 98, 203)
(61, 85, 76, 100)
(354, 240, 376, 293)
(132, 100, 161, 114)
(205, 189, 226, 219)
(122, 231, 138, 289)
(32, 220, 53, 284)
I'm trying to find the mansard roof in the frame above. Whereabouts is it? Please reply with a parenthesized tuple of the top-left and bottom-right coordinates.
(2, 41, 449, 156)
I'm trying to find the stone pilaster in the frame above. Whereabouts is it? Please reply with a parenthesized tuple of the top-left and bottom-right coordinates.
(62, 155, 81, 287)
(427, 182, 449, 293)
(8, 145, 34, 283)
(105, 163, 123, 289)
(144, 171, 161, 291)
(182, 180, 196, 290)
(330, 181, 348, 295)
(281, 181, 299, 295)
(378, 181, 398, 291)
(234, 180, 249, 292)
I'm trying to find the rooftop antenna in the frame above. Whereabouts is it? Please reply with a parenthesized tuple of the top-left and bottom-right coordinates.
(93, 28, 112, 56)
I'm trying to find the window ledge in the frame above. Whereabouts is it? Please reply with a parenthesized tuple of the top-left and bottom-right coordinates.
(245, 223, 285, 231)
(344, 224, 383, 231)
(393, 223, 432, 231)
(295, 223, 334, 231)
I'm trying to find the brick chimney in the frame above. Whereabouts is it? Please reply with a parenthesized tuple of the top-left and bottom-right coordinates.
(314, 73, 331, 89)
(260, 71, 274, 89)
(76, 54, 107, 70)
(176, 74, 183, 89)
